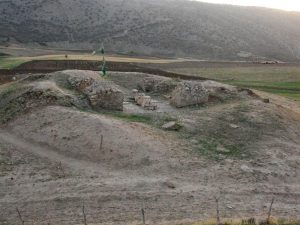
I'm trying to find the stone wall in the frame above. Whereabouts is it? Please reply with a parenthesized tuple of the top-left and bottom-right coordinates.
(66, 70, 124, 111)
(138, 75, 178, 94)
(132, 89, 158, 110)
(170, 81, 209, 107)
(85, 81, 124, 111)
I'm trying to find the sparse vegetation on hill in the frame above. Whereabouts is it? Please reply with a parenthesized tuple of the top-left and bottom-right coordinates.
(1, 0, 300, 61)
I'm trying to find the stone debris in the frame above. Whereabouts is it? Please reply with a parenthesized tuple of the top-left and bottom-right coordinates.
(201, 80, 238, 93)
(217, 145, 230, 153)
(240, 164, 254, 173)
(170, 81, 209, 107)
(132, 89, 158, 110)
(138, 75, 178, 94)
(230, 124, 240, 129)
(161, 121, 181, 131)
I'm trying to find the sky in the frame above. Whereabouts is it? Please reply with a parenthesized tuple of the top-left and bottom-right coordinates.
(196, 0, 300, 11)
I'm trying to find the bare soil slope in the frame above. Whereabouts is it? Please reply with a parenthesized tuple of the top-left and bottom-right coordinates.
(0, 70, 299, 225)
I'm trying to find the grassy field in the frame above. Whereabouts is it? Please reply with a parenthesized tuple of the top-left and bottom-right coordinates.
(165, 66, 300, 101)
(0, 54, 189, 69)
(0, 57, 27, 69)
(1, 54, 300, 101)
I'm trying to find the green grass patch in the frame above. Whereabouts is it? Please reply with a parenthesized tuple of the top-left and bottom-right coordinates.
(94, 110, 179, 129)
(224, 81, 300, 100)
(0, 57, 27, 69)
(0, 82, 22, 99)
(0, 149, 13, 175)
(169, 66, 300, 82)
(104, 111, 154, 124)
(167, 66, 300, 101)
(196, 139, 245, 160)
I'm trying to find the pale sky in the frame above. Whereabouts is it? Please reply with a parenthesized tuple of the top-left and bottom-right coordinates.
(196, 0, 300, 11)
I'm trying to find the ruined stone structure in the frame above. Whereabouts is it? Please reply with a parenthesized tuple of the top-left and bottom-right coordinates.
(67, 71, 124, 111)
(132, 89, 158, 110)
(138, 75, 178, 94)
(170, 81, 209, 107)
(85, 81, 124, 111)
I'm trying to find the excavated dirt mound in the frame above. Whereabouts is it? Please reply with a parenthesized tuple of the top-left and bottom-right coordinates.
(0, 70, 299, 225)
(0, 70, 124, 123)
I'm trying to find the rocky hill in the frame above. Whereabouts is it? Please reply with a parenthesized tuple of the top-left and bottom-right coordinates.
(1, 0, 300, 61)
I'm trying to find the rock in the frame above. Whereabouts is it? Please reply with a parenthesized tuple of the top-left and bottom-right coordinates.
(162, 181, 176, 189)
(162, 121, 181, 131)
(217, 145, 230, 153)
(191, 139, 198, 144)
(225, 159, 234, 163)
(240, 164, 253, 173)
(263, 98, 270, 103)
(229, 124, 240, 129)
(170, 81, 209, 107)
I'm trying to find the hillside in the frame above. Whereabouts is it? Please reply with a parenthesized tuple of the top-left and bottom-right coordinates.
(0, 70, 300, 224)
(1, 0, 300, 61)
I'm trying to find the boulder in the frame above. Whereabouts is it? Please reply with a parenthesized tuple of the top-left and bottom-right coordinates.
(170, 81, 209, 107)
(240, 164, 254, 173)
(161, 121, 182, 131)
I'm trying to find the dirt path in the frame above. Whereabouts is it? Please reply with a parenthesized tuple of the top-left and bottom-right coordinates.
(0, 130, 109, 176)
(255, 90, 300, 115)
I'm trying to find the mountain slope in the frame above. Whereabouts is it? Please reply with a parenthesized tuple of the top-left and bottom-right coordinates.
(1, 0, 300, 61)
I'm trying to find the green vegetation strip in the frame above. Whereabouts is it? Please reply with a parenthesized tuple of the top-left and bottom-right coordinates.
(167, 66, 300, 101)
(104, 111, 154, 124)
(0, 57, 27, 69)
(225, 81, 300, 101)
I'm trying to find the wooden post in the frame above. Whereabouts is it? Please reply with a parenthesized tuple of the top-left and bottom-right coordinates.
(99, 135, 103, 151)
(141, 208, 145, 225)
(215, 197, 221, 225)
(58, 161, 65, 178)
(16, 207, 25, 225)
(82, 203, 87, 225)
(267, 197, 275, 224)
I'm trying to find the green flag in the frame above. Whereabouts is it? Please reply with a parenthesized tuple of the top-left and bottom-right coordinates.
(94, 43, 107, 76)
(101, 60, 107, 76)
(100, 47, 105, 55)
